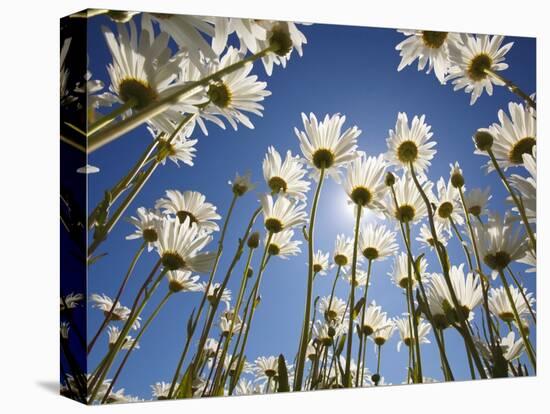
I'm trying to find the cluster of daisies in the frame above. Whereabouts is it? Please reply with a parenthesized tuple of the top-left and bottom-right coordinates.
(59, 11, 536, 405)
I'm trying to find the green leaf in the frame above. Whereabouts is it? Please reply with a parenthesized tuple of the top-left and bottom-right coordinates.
(352, 297, 365, 320)
(277, 354, 290, 392)
(175, 362, 194, 399)
(186, 308, 196, 337)
(335, 334, 346, 356)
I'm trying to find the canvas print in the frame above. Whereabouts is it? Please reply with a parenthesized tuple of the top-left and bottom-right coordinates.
(60, 8, 537, 405)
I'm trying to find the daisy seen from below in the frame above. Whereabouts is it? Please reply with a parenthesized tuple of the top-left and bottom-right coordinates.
(295, 112, 361, 182)
(107, 326, 139, 351)
(265, 229, 302, 258)
(446, 34, 514, 105)
(432, 176, 464, 232)
(155, 217, 215, 272)
(359, 222, 398, 262)
(489, 285, 534, 324)
(343, 153, 388, 210)
(229, 171, 255, 196)
(395, 30, 461, 84)
(186, 46, 272, 133)
(395, 315, 431, 352)
(332, 234, 357, 272)
(463, 187, 492, 218)
(155, 190, 221, 234)
(416, 222, 449, 249)
(385, 112, 436, 174)
(263, 146, 310, 200)
(125, 207, 161, 251)
(167, 270, 201, 293)
(90, 294, 141, 330)
(384, 173, 432, 224)
(312, 250, 330, 275)
(474, 211, 526, 278)
(390, 252, 428, 289)
(319, 296, 348, 324)
(359, 302, 391, 337)
(479, 102, 536, 171)
(260, 194, 308, 233)
(508, 146, 536, 223)
(100, 17, 188, 133)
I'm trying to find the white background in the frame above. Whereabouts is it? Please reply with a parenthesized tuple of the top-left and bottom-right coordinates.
(0, 0, 546, 412)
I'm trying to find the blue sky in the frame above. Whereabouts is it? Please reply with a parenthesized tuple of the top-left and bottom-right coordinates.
(86, 16, 536, 399)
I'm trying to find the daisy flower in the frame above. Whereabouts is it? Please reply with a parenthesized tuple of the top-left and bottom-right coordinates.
(385, 112, 436, 174)
(253, 356, 279, 380)
(260, 194, 308, 233)
(371, 321, 396, 347)
(295, 113, 361, 182)
(390, 252, 428, 289)
(313, 320, 345, 346)
(489, 285, 534, 323)
(235, 379, 261, 396)
(155, 217, 215, 272)
(343, 153, 388, 209)
(395, 315, 431, 351)
(346, 269, 371, 288)
(384, 174, 433, 224)
(463, 187, 492, 218)
(479, 102, 536, 171)
(125, 207, 162, 251)
(203, 338, 219, 358)
(229, 171, 255, 196)
(155, 190, 221, 234)
(509, 146, 536, 223)
(90, 294, 141, 330)
(146, 13, 218, 70)
(474, 211, 526, 278)
(100, 18, 188, 134)
(518, 249, 536, 274)
(446, 34, 514, 105)
(359, 222, 398, 261)
(427, 264, 483, 320)
(262, 146, 310, 200)
(416, 222, 449, 249)
(151, 381, 175, 400)
(395, 30, 460, 84)
(167, 270, 201, 293)
(319, 296, 348, 324)
(312, 250, 330, 275)
(219, 312, 245, 336)
(151, 125, 198, 167)
(107, 326, 139, 351)
(432, 177, 464, 232)
(266, 229, 302, 258)
(60, 292, 84, 311)
(359, 302, 391, 337)
(500, 331, 525, 361)
(332, 234, 356, 271)
(60, 322, 70, 339)
(199, 282, 232, 306)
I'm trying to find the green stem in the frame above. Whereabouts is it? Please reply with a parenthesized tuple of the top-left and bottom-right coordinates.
(100, 291, 173, 404)
(485, 69, 536, 110)
(498, 270, 536, 371)
(88, 46, 277, 153)
(344, 204, 362, 387)
(356, 259, 372, 387)
(88, 241, 146, 354)
(409, 163, 487, 377)
(507, 266, 536, 323)
(294, 168, 326, 391)
(389, 185, 454, 381)
(487, 149, 536, 253)
(88, 97, 137, 136)
(449, 217, 473, 271)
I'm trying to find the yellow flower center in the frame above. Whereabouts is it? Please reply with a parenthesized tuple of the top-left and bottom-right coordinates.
(362, 247, 379, 261)
(421, 31, 448, 49)
(467, 53, 493, 81)
(396, 204, 416, 223)
(509, 137, 536, 164)
(334, 254, 349, 267)
(350, 187, 372, 207)
(176, 211, 198, 225)
(265, 218, 283, 233)
(397, 140, 419, 163)
(161, 252, 186, 271)
(268, 176, 288, 193)
(484, 251, 511, 271)
(118, 78, 158, 109)
(207, 82, 232, 108)
(437, 201, 454, 219)
(312, 148, 335, 169)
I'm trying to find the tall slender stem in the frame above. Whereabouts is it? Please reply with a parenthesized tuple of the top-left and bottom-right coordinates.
(88, 46, 277, 152)
(408, 162, 487, 379)
(449, 217, 473, 271)
(88, 98, 137, 136)
(294, 168, 326, 391)
(487, 149, 536, 253)
(101, 291, 173, 403)
(507, 266, 536, 323)
(485, 69, 537, 110)
(356, 259, 372, 387)
(88, 242, 146, 354)
(498, 270, 536, 371)
(344, 204, 362, 387)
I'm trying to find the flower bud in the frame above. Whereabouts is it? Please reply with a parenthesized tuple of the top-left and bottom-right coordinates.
(450, 171, 465, 188)
(385, 171, 396, 187)
(247, 232, 260, 249)
(246, 267, 254, 278)
(474, 130, 493, 151)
